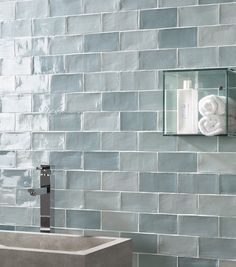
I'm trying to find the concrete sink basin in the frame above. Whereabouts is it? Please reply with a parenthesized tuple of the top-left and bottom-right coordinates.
(0, 231, 132, 267)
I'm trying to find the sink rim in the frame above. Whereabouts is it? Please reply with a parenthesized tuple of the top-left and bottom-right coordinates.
(0, 230, 131, 255)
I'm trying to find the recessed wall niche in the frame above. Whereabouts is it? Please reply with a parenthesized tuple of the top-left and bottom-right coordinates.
(163, 68, 236, 137)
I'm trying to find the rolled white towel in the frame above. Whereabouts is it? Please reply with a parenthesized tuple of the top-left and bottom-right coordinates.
(198, 115, 226, 136)
(199, 95, 227, 117)
(199, 95, 236, 117)
(199, 115, 236, 136)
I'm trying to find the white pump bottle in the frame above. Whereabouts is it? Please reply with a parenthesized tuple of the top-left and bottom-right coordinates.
(177, 80, 198, 134)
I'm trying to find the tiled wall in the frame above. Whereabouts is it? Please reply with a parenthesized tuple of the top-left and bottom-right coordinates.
(1, 0, 236, 266)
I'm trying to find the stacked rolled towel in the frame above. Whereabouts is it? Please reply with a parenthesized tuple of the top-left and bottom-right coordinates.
(198, 115, 236, 136)
(199, 95, 236, 117)
(198, 95, 236, 136)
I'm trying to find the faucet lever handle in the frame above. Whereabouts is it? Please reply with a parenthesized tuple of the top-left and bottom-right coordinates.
(36, 165, 51, 176)
(28, 185, 50, 196)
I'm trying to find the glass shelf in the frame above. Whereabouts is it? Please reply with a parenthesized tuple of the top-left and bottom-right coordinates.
(163, 68, 236, 136)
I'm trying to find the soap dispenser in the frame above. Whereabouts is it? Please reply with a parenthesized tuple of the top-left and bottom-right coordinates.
(177, 80, 198, 134)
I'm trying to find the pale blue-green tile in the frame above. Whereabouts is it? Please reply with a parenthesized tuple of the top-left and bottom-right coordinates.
(178, 136, 217, 152)
(121, 30, 157, 50)
(33, 17, 65, 36)
(179, 216, 218, 237)
(220, 46, 236, 67)
(200, 0, 235, 3)
(139, 91, 162, 110)
(199, 238, 236, 259)
(120, 152, 157, 172)
(220, 175, 236, 194)
(159, 235, 198, 257)
(120, 71, 156, 91)
(102, 211, 138, 232)
(83, 0, 120, 13)
(66, 93, 101, 112)
(66, 54, 101, 73)
(0, 133, 31, 150)
(159, 153, 197, 172)
(102, 172, 138, 191)
(16, 0, 48, 19)
(33, 133, 64, 150)
(52, 190, 84, 209)
(2, 58, 32, 76)
(1, 170, 31, 188)
(139, 254, 177, 267)
(140, 213, 177, 234)
(0, 188, 16, 206)
(51, 209, 65, 228)
(103, 11, 138, 31)
(159, 0, 197, 7)
(198, 153, 236, 174)
(220, 217, 236, 238)
(16, 151, 48, 169)
(199, 25, 236, 47)
(159, 28, 197, 48)
(49, 113, 81, 131)
(67, 171, 101, 190)
(66, 132, 100, 151)
(139, 132, 176, 151)
(198, 69, 226, 89)
(85, 191, 120, 210)
(0, 152, 15, 168)
(140, 8, 177, 29)
(139, 173, 177, 193)
(67, 14, 101, 34)
(50, 152, 82, 170)
(121, 192, 158, 212)
(0, 225, 15, 231)
(85, 33, 119, 52)
(51, 171, 66, 189)
(102, 92, 138, 111)
(83, 112, 119, 131)
(121, 112, 157, 131)
(85, 72, 119, 92)
(0, 207, 32, 226)
(50, 35, 83, 55)
(0, 40, 14, 58)
(2, 20, 31, 38)
(178, 257, 217, 267)
(50, 74, 83, 93)
(220, 3, 236, 24)
(84, 229, 119, 238)
(102, 52, 138, 71)
(179, 5, 218, 26)
(140, 50, 177, 70)
(102, 132, 137, 151)
(34, 56, 64, 74)
(178, 174, 219, 194)
(121, 232, 157, 253)
(66, 210, 100, 229)
(160, 194, 197, 214)
(84, 152, 119, 170)
(120, 0, 157, 10)
(178, 48, 218, 68)
(199, 195, 236, 216)
(0, 1, 15, 20)
(33, 94, 65, 113)
(50, 0, 82, 16)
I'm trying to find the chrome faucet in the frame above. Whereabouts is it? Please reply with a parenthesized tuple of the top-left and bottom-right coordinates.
(28, 165, 51, 233)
